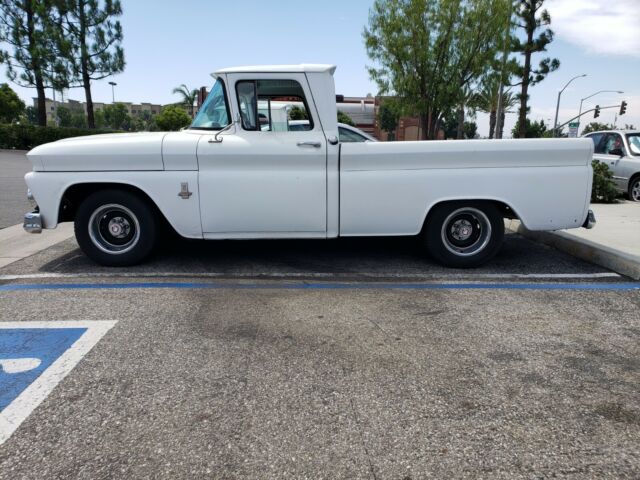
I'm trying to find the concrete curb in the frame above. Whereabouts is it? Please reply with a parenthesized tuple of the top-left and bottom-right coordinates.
(505, 220, 640, 280)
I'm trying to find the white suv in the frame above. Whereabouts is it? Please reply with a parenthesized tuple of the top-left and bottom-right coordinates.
(584, 130, 640, 201)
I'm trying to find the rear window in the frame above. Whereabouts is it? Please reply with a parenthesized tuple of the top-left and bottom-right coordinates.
(235, 79, 313, 132)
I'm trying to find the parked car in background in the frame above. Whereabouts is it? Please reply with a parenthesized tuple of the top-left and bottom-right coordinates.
(584, 130, 640, 201)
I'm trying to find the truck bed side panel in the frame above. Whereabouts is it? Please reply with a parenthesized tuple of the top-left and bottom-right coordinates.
(339, 139, 593, 235)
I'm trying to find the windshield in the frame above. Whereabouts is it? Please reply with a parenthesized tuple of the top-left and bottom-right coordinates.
(627, 134, 640, 156)
(190, 78, 229, 130)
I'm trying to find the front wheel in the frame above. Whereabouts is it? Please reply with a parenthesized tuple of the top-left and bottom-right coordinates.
(423, 201, 504, 268)
(629, 177, 640, 202)
(75, 189, 158, 266)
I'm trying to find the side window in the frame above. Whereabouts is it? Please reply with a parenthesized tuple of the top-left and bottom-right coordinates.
(235, 79, 313, 132)
(339, 127, 366, 143)
(236, 81, 258, 130)
(588, 133, 604, 153)
(602, 133, 625, 155)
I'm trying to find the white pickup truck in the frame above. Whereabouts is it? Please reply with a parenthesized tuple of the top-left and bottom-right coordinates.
(24, 64, 596, 268)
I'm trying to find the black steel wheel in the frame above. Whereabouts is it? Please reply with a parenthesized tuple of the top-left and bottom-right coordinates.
(424, 201, 504, 268)
(75, 189, 158, 266)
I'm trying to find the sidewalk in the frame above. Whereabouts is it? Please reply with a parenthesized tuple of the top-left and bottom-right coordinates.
(0, 223, 74, 268)
(507, 201, 640, 279)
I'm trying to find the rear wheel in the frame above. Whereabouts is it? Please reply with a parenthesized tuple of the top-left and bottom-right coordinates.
(75, 190, 158, 266)
(629, 176, 640, 202)
(423, 201, 504, 268)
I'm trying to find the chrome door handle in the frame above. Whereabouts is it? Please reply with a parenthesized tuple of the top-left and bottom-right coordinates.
(296, 141, 322, 148)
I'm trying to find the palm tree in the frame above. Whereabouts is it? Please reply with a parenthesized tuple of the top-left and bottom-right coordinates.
(172, 84, 198, 118)
(474, 77, 518, 139)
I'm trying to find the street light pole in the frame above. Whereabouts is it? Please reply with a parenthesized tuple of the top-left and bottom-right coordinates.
(108, 81, 117, 103)
(578, 90, 623, 125)
(553, 74, 586, 137)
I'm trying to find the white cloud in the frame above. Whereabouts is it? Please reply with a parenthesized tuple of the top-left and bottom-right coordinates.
(547, 0, 640, 57)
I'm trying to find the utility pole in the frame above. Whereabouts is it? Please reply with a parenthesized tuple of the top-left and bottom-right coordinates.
(553, 74, 586, 137)
(108, 81, 117, 103)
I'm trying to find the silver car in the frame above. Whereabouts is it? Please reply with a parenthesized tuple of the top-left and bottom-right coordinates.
(584, 130, 640, 201)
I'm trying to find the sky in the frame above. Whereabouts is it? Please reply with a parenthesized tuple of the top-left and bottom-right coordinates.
(2, 0, 639, 138)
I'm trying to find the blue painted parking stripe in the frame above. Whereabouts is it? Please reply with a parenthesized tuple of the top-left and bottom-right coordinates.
(0, 281, 639, 291)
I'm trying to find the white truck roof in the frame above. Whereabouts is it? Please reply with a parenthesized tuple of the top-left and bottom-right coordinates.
(213, 64, 336, 76)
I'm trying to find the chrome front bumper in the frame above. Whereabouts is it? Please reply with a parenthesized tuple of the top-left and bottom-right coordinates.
(24, 210, 42, 233)
(582, 209, 596, 229)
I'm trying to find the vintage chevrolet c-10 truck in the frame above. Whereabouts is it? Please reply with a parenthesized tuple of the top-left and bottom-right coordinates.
(23, 64, 595, 267)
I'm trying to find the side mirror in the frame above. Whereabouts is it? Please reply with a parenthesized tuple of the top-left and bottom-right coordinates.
(609, 148, 624, 157)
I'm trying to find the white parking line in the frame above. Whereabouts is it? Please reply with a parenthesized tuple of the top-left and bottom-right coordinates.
(0, 271, 621, 281)
(0, 321, 116, 445)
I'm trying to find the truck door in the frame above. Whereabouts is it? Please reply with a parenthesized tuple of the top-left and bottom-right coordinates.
(197, 74, 327, 237)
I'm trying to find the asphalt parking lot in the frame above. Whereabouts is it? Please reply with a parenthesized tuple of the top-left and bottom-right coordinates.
(1, 231, 639, 479)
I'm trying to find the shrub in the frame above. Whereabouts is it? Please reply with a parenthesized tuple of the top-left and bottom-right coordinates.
(337, 110, 355, 126)
(0, 124, 119, 150)
(155, 105, 192, 131)
(591, 160, 618, 203)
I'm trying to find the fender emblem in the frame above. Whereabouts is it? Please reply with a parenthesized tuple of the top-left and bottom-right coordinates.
(178, 182, 193, 199)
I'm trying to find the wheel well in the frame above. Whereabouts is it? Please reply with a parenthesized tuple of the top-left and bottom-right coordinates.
(58, 183, 167, 226)
(421, 199, 519, 233)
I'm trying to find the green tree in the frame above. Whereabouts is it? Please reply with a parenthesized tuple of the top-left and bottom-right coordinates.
(379, 102, 399, 140)
(56, 105, 72, 126)
(337, 110, 355, 126)
(0, 83, 26, 123)
(511, 118, 547, 138)
(94, 108, 106, 128)
(363, 0, 510, 139)
(0, 0, 67, 126)
(129, 110, 155, 131)
(101, 102, 129, 130)
(155, 104, 191, 131)
(70, 110, 87, 128)
(442, 114, 478, 139)
(172, 84, 198, 117)
(511, 0, 560, 138)
(463, 120, 478, 139)
(473, 74, 518, 138)
(24, 105, 38, 124)
(55, 0, 125, 128)
(581, 122, 614, 135)
(289, 105, 308, 120)
(57, 103, 87, 127)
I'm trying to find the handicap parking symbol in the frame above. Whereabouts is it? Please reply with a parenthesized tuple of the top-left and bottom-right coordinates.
(0, 321, 116, 445)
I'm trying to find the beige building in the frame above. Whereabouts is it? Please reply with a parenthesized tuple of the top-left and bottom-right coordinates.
(36, 98, 162, 123)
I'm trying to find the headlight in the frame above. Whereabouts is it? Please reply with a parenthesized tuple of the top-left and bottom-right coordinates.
(27, 189, 37, 207)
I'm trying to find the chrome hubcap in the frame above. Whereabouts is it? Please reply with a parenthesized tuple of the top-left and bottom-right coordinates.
(450, 219, 474, 241)
(441, 208, 492, 257)
(107, 217, 131, 238)
(88, 204, 140, 255)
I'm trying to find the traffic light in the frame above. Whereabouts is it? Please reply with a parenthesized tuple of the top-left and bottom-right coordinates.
(620, 100, 627, 116)
(594, 105, 600, 118)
